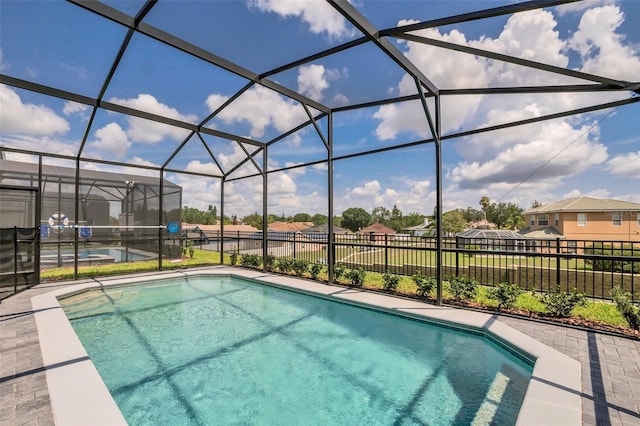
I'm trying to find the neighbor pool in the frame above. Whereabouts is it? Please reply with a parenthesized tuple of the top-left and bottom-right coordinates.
(60, 275, 533, 425)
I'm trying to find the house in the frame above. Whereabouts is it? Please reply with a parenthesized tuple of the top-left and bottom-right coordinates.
(268, 221, 313, 232)
(519, 197, 640, 243)
(402, 218, 433, 237)
(301, 224, 349, 242)
(358, 223, 396, 242)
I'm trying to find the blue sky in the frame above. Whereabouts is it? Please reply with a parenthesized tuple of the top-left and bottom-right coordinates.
(1, 0, 639, 219)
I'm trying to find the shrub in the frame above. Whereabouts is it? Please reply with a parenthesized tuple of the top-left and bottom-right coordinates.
(276, 258, 293, 274)
(240, 254, 261, 268)
(539, 285, 587, 317)
(487, 282, 523, 309)
(412, 271, 436, 298)
(182, 240, 195, 258)
(447, 275, 478, 301)
(310, 263, 324, 280)
(229, 248, 239, 265)
(292, 259, 310, 277)
(264, 255, 276, 272)
(611, 286, 640, 330)
(382, 271, 400, 291)
(346, 268, 366, 287)
(333, 263, 346, 282)
(584, 243, 640, 273)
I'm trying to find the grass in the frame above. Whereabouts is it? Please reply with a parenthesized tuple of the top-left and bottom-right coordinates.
(39, 250, 633, 332)
(41, 249, 225, 281)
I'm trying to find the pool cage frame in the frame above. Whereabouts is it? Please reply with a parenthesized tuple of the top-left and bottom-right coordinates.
(1, 0, 639, 303)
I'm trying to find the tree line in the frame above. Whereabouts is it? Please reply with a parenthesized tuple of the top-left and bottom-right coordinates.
(181, 197, 534, 234)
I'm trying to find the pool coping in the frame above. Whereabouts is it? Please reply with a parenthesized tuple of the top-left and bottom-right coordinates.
(32, 267, 582, 425)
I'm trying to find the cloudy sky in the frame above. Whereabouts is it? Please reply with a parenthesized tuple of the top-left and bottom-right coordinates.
(1, 0, 639, 218)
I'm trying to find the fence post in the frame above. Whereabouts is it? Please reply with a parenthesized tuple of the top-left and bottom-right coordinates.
(384, 233, 388, 273)
(293, 232, 297, 259)
(556, 237, 561, 286)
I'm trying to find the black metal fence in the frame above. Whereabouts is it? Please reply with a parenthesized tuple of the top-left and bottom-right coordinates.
(215, 231, 639, 302)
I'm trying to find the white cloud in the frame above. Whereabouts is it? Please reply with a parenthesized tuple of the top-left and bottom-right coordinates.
(90, 122, 130, 158)
(249, 0, 355, 40)
(374, 6, 640, 198)
(339, 178, 433, 214)
(63, 101, 90, 116)
(184, 160, 222, 175)
(108, 94, 197, 143)
(605, 151, 640, 178)
(450, 121, 608, 189)
(556, 0, 615, 16)
(207, 85, 308, 139)
(568, 5, 640, 81)
(0, 84, 69, 135)
(298, 64, 329, 101)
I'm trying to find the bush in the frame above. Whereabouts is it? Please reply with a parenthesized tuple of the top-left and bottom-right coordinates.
(264, 255, 276, 272)
(276, 258, 293, 274)
(239, 254, 262, 269)
(333, 263, 346, 282)
(447, 275, 478, 301)
(584, 243, 640, 273)
(292, 259, 310, 277)
(611, 286, 640, 330)
(229, 248, 239, 265)
(346, 268, 366, 287)
(487, 282, 523, 309)
(539, 285, 587, 317)
(382, 271, 400, 291)
(412, 271, 436, 298)
(310, 263, 324, 280)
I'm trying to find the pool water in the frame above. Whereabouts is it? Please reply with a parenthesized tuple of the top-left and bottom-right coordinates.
(61, 276, 532, 425)
(41, 248, 152, 263)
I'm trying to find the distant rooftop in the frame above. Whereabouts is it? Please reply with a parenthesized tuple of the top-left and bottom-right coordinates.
(525, 197, 640, 214)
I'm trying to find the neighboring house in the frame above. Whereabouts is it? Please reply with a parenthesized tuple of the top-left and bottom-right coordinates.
(468, 219, 497, 230)
(302, 224, 349, 242)
(519, 197, 640, 243)
(358, 223, 396, 242)
(402, 218, 433, 237)
(268, 221, 313, 232)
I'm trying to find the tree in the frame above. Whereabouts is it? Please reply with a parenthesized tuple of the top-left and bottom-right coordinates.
(486, 202, 524, 229)
(341, 207, 372, 232)
(531, 200, 543, 209)
(461, 207, 484, 223)
(402, 212, 424, 228)
(311, 213, 328, 226)
(293, 212, 312, 222)
(479, 196, 491, 220)
(371, 206, 391, 224)
(441, 210, 467, 235)
(242, 212, 263, 230)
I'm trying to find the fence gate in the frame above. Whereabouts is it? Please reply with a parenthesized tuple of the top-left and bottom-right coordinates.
(0, 186, 40, 300)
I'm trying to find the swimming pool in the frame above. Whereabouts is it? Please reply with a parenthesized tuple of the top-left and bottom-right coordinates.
(33, 268, 582, 425)
(61, 275, 532, 425)
(40, 247, 154, 265)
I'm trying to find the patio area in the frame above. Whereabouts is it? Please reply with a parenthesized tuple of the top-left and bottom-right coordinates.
(1, 271, 639, 425)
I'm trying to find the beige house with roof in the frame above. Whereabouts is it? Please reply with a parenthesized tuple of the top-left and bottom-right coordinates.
(519, 197, 640, 242)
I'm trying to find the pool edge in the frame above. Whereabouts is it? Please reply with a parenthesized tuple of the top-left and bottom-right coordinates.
(33, 267, 582, 426)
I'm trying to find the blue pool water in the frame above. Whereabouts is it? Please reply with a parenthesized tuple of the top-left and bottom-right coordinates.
(61, 276, 532, 425)
(41, 247, 152, 263)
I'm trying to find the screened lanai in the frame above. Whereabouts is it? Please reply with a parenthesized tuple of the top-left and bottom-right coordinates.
(1, 0, 639, 299)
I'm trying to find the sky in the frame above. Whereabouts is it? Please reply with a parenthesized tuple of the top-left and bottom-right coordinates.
(1, 0, 639, 219)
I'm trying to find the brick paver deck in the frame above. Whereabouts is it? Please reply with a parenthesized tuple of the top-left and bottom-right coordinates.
(2, 280, 639, 425)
